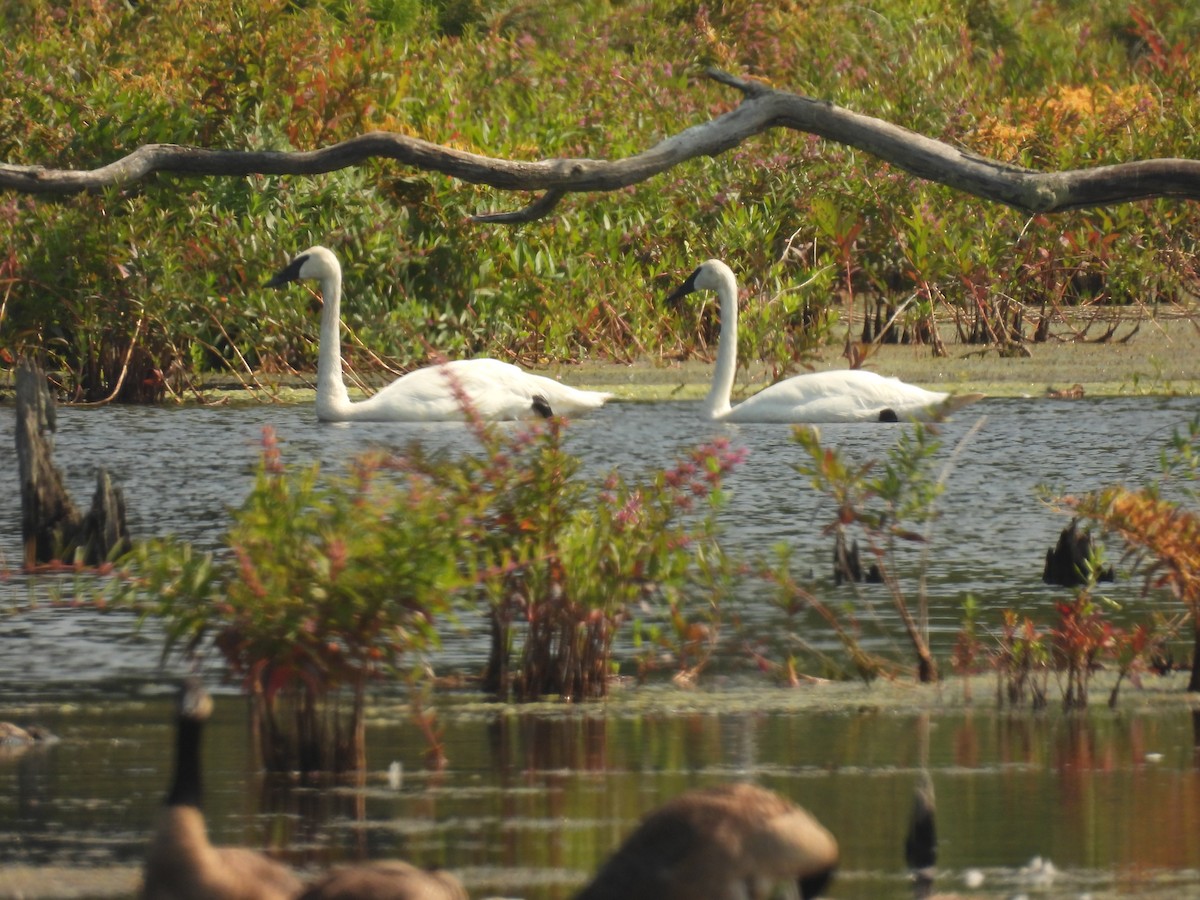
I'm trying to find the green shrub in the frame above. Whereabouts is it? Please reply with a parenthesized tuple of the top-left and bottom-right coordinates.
(3, 0, 1199, 396)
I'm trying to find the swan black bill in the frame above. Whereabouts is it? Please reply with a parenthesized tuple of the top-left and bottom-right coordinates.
(264, 254, 309, 288)
(664, 266, 702, 307)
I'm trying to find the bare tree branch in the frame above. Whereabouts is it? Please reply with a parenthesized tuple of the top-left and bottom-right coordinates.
(3, 68, 1199, 220)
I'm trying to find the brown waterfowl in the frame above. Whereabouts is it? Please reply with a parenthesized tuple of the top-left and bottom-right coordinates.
(573, 782, 838, 900)
(1045, 383, 1085, 400)
(297, 860, 468, 900)
(140, 678, 302, 900)
(0, 722, 54, 744)
(906, 771, 938, 898)
(0, 722, 56, 761)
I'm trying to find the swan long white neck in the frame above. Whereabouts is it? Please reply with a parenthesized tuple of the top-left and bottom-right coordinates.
(269, 245, 611, 423)
(705, 262, 739, 420)
(314, 263, 356, 421)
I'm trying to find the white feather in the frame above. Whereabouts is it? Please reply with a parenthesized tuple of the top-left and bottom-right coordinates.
(668, 259, 984, 423)
(267, 246, 612, 422)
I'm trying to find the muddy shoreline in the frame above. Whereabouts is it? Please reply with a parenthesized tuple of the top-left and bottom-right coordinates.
(0, 309, 1196, 407)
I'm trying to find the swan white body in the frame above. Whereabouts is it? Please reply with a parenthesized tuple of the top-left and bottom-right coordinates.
(667, 260, 984, 424)
(267, 246, 612, 423)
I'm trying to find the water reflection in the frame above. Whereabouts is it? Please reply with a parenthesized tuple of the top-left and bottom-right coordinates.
(3, 688, 1200, 897)
(3, 397, 1200, 897)
(2, 396, 1198, 687)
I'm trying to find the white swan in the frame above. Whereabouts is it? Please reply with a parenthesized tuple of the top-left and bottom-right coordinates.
(667, 259, 985, 423)
(266, 246, 612, 422)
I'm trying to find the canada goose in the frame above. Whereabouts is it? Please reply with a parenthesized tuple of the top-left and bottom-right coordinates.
(297, 860, 468, 900)
(140, 677, 302, 900)
(1045, 383, 1085, 400)
(265, 246, 612, 422)
(666, 260, 985, 423)
(0, 722, 56, 761)
(905, 771, 937, 898)
(573, 782, 838, 900)
(0, 722, 54, 744)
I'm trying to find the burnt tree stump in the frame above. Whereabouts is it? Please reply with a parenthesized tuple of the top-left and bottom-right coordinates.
(14, 359, 129, 567)
(1042, 518, 1114, 588)
(833, 531, 883, 585)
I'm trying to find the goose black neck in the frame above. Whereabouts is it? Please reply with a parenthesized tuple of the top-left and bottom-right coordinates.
(166, 714, 204, 808)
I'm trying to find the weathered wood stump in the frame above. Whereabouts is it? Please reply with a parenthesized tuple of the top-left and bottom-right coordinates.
(833, 531, 882, 585)
(1042, 518, 1114, 587)
(14, 358, 129, 567)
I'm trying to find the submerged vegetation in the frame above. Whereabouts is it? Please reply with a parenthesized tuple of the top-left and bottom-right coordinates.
(2, 0, 1199, 401)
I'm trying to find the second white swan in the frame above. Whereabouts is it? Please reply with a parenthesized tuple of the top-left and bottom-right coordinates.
(266, 246, 612, 422)
(666, 259, 985, 423)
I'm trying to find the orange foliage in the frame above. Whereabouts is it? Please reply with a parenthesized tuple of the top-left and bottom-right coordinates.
(1063, 486, 1200, 609)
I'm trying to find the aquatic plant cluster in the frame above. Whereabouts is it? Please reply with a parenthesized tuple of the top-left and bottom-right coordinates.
(114, 410, 745, 767)
(3, 0, 1200, 400)
(109, 405, 1200, 770)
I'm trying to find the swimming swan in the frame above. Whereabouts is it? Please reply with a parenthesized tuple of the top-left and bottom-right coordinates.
(573, 782, 838, 900)
(666, 259, 985, 423)
(266, 246, 612, 422)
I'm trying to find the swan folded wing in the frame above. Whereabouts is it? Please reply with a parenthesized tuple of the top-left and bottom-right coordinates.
(428, 359, 610, 419)
(524, 372, 613, 414)
(363, 360, 537, 421)
(727, 383, 902, 423)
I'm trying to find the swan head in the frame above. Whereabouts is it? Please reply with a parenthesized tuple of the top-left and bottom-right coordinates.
(665, 258, 736, 306)
(264, 245, 341, 287)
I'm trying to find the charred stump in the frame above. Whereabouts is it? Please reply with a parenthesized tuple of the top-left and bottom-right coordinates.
(833, 531, 883, 585)
(1042, 519, 1114, 588)
(14, 358, 130, 567)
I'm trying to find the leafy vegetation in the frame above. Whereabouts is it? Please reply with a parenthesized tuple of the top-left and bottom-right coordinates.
(758, 413, 1197, 710)
(1056, 416, 1200, 688)
(3, 0, 1199, 399)
(115, 427, 467, 770)
(112, 398, 741, 769)
(765, 420, 971, 683)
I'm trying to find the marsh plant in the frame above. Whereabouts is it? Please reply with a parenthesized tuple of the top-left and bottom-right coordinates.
(116, 428, 467, 772)
(114, 409, 744, 769)
(994, 610, 1051, 710)
(767, 420, 974, 683)
(431, 410, 744, 702)
(1054, 416, 1200, 689)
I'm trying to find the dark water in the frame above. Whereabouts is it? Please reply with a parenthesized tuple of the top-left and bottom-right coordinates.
(2, 395, 1199, 898)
